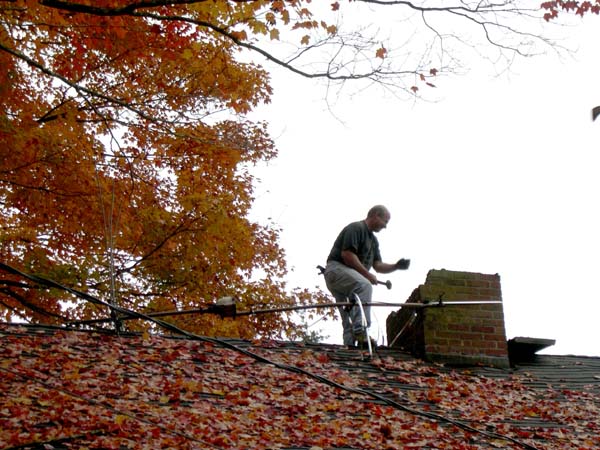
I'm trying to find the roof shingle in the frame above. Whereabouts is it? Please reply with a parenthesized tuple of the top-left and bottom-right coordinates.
(1, 323, 599, 449)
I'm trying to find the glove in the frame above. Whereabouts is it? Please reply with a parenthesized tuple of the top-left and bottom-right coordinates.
(395, 258, 410, 270)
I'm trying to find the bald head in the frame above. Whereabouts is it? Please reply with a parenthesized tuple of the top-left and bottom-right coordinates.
(366, 205, 390, 232)
(367, 205, 389, 219)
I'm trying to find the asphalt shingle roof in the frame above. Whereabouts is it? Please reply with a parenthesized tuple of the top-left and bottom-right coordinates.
(1, 322, 599, 450)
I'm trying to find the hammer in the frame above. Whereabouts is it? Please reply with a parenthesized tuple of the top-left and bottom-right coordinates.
(377, 280, 392, 290)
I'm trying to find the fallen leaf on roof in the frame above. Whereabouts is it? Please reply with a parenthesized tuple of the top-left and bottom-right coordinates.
(1, 324, 599, 449)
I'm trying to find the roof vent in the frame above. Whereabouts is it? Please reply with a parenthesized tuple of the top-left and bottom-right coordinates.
(507, 337, 556, 363)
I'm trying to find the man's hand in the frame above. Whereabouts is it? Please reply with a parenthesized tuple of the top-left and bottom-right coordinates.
(366, 272, 378, 285)
(395, 258, 411, 270)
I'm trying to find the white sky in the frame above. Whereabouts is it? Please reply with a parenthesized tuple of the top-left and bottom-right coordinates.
(248, 13, 600, 357)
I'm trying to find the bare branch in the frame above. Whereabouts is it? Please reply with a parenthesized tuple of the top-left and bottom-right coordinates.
(32, 0, 568, 97)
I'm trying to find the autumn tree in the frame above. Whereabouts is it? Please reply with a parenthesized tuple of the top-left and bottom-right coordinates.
(0, 1, 594, 338)
(0, 0, 324, 338)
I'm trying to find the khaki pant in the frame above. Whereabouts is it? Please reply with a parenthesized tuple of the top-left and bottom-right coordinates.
(324, 261, 372, 346)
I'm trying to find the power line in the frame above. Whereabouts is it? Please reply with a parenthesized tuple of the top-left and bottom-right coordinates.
(0, 262, 536, 449)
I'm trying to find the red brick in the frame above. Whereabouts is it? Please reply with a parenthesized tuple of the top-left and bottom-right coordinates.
(471, 325, 495, 333)
(466, 280, 490, 288)
(484, 333, 507, 342)
(396, 269, 510, 368)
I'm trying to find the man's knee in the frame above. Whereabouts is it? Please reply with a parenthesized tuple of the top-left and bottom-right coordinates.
(355, 279, 373, 299)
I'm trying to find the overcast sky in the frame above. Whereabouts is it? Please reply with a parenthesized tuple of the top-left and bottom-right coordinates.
(248, 13, 600, 356)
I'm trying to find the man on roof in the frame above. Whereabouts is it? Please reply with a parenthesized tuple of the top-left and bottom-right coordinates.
(324, 205, 410, 348)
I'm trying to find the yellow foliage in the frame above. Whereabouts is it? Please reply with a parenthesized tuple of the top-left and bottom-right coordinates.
(0, 0, 330, 339)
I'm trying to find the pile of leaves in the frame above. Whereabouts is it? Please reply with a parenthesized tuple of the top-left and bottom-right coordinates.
(1, 323, 599, 449)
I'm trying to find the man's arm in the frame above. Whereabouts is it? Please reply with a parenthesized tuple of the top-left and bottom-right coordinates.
(372, 261, 398, 274)
(341, 250, 377, 284)
(373, 258, 410, 274)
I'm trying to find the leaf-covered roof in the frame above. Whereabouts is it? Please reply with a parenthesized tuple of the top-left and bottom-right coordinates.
(1, 322, 599, 449)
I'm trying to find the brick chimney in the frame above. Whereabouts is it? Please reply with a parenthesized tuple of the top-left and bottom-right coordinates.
(386, 269, 510, 368)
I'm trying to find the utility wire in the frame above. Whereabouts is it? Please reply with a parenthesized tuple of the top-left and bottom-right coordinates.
(68, 300, 503, 327)
(0, 262, 538, 450)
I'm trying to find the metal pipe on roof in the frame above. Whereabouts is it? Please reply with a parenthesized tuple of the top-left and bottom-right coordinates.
(67, 300, 503, 327)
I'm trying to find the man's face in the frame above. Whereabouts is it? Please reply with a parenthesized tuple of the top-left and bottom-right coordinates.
(372, 211, 390, 232)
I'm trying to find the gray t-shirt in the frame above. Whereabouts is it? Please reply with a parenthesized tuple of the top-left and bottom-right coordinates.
(327, 220, 381, 270)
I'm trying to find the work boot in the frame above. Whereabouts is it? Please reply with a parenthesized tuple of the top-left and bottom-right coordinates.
(354, 333, 376, 349)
